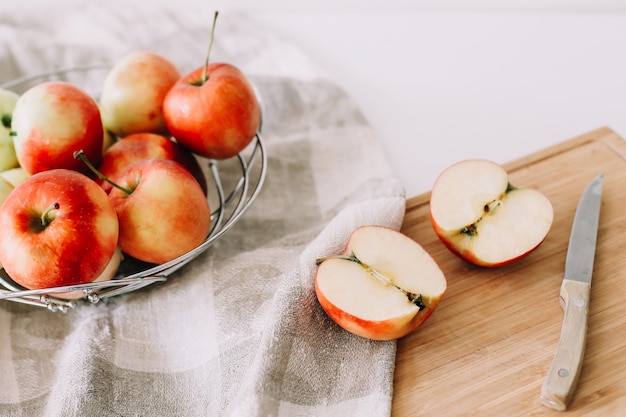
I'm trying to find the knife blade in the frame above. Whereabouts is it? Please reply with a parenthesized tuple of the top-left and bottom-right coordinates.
(539, 173, 604, 411)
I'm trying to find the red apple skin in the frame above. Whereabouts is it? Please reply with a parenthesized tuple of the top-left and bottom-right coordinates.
(315, 277, 441, 341)
(11, 82, 104, 176)
(163, 63, 261, 160)
(107, 158, 211, 264)
(0, 169, 119, 289)
(99, 51, 181, 137)
(97, 132, 207, 195)
(54, 247, 123, 300)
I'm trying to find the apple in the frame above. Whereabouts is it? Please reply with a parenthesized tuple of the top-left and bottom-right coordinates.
(163, 13, 261, 160)
(0, 88, 20, 172)
(429, 159, 554, 267)
(54, 247, 123, 300)
(0, 166, 30, 187)
(99, 51, 181, 137)
(97, 132, 207, 195)
(11, 81, 103, 175)
(0, 175, 14, 205)
(0, 176, 14, 269)
(0, 169, 119, 289)
(76, 151, 211, 264)
(102, 126, 116, 154)
(315, 225, 447, 341)
(163, 63, 260, 160)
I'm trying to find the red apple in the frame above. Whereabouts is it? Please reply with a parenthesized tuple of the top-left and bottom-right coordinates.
(315, 226, 447, 341)
(80, 153, 211, 264)
(97, 132, 207, 194)
(54, 247, 123, 300)
(163, 62, 261, 160)
(99, 51, 181, 137)
(11, 81, 103, 175)
(0, 169, 119, 289)
(429, 159, 554, 267)
(0, 176, 14, 270)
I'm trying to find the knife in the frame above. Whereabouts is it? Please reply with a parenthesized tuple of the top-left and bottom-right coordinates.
(539, 173, 604, 411)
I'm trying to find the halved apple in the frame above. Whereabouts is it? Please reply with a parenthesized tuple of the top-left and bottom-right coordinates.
(315, 225, 447, 341)
(430, 159, 553, 267)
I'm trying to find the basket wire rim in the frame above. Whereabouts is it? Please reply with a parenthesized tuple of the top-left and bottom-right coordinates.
(0, 65, 268, 311)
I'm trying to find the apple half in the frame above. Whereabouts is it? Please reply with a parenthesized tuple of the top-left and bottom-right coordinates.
(430, 159, 554, 267)
(315, 226, 447, 341)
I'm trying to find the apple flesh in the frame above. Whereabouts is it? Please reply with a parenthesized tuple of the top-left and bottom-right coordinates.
(429, 159, 554, 267)
(163, 63, 261, 160)
(315, 225, 447, 341)
(0, 88, 20, 172)
(99, 51, 181, 137)
(0, 169, 119, 289)
(103, 157, 211, 264)
(11, 81, 103, 175)
(97, 132, 207, 195)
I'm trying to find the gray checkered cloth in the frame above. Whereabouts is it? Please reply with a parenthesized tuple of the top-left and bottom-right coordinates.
(0, 6, 406, 417)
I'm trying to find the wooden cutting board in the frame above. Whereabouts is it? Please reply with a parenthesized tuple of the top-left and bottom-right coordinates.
(392, 127, 626, 416)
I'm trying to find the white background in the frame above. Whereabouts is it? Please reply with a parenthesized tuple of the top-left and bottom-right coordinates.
(11, 1, 626, 196)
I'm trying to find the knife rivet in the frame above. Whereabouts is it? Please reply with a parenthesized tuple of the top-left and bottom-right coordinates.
(558, 368, 569, 378)
(574, 298, 585, 308)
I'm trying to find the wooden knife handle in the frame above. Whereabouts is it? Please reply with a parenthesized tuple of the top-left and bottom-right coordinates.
(540, 279, 591, 411)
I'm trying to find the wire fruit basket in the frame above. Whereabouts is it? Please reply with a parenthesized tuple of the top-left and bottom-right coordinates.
(0, 65, 267, 312)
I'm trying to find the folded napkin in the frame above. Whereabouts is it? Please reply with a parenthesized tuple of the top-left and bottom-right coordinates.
(0, 6, 406, 417)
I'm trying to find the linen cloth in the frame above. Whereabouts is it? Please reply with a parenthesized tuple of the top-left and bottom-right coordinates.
(0, 5, 407, 417)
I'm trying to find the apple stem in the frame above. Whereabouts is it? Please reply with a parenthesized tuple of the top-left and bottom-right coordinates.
(202, 11, 219, 85)
(73, 150, 133, 195)
(40, 202, 60, 229)
(316, 254, 425, 310)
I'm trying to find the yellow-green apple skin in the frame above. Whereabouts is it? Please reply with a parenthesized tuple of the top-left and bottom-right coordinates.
(0, 166, 30, 187)
(0, 169, 119, 289)
(0, 88, 20, 172)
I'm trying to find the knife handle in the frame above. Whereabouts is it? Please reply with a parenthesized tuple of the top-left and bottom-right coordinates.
(540, 279, 591, 411)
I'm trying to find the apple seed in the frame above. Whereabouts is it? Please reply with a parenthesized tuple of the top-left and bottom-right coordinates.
(461, 195, 506, 236)
(316, 254, 425, 310)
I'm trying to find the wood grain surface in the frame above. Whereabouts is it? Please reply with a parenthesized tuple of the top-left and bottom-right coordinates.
(392, 127, 626, 416)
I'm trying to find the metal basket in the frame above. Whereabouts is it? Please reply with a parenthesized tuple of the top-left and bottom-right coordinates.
(0, 66, 267, 312)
